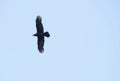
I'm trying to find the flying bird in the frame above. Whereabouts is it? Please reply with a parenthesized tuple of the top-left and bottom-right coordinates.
(33, 16, 50, 53)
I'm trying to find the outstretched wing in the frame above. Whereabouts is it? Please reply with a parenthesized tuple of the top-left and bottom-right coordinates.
(36, 16, 44, 33)
(37, 37, 44, 53)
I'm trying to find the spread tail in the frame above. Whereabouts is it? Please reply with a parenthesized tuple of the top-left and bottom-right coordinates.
(44, 31, 50, 37)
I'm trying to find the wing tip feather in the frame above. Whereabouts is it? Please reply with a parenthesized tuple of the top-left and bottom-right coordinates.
(38, 48, 44, 53)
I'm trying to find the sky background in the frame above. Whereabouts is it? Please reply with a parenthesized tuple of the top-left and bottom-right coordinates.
(0, 0, 120, 81)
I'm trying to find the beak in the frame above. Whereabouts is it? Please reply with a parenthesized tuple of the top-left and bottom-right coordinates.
(33, 34, 36, 36)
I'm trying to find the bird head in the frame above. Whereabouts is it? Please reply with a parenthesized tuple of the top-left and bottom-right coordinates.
(33, 33, 38, 36)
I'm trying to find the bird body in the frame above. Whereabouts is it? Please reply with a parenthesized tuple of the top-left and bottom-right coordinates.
(33, 16, 50, 53)
(33, 32, 50, 38)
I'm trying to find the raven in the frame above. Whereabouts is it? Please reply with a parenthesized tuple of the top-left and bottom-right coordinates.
(33, 16, 50, 53)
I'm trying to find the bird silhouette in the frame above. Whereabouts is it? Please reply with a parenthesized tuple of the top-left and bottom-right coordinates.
(33, 16, 50, 53)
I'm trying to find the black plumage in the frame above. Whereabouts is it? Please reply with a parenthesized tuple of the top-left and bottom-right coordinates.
(33, 16, 50, 53)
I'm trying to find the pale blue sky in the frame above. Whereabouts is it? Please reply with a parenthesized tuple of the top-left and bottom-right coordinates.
(0, 0, 120, 81)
